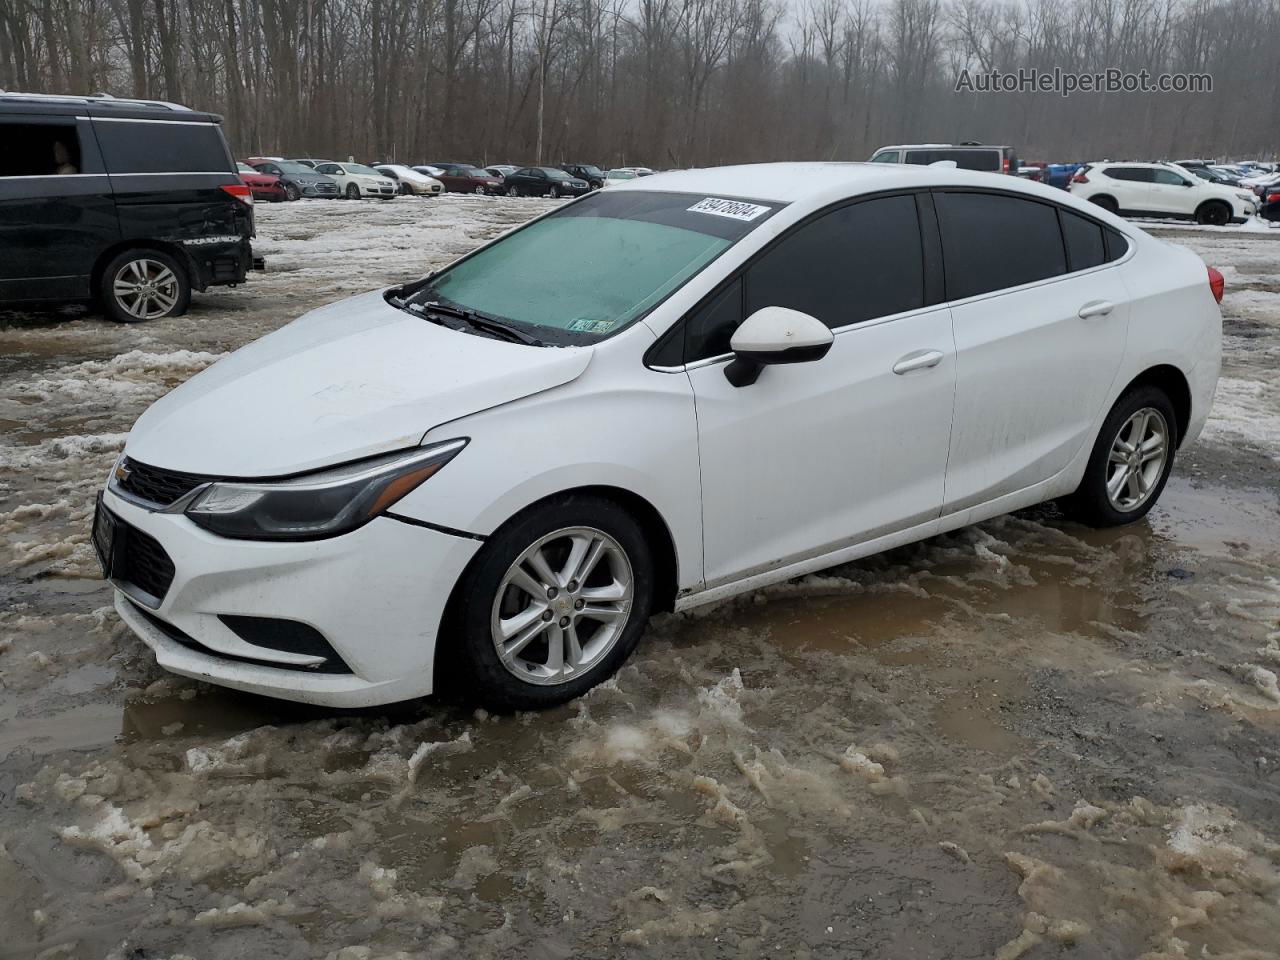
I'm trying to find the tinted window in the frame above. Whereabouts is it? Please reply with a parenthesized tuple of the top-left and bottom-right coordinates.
(746, 195, 924, 330)
(686, 279, 744, 362)
(1060, 210, 1106, 272)
(935, 191, 1066, 299)
(0, 122, 82, 176)
(93, 119, 229, 174)
(906, 149, 999, 171)
(1103, 228, 1129, 262)
(1104, 167, 1153, 183)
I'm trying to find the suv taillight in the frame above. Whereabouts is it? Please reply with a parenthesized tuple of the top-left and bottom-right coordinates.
(1071, 172, 1089, 184)
(221, 183, 254, 206)
(1266, 191, 1280, 204)
(1207, 265, 1225, 304)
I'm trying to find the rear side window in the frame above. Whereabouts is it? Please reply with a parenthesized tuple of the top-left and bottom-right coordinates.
(1103, 228, 1129, 262)
(94, 120, 230, 174)
(1060, 210, 1106, 272)
(935, 191, 1066, 299)
(0, 122, 82, 176)
(1104, 167, 1154, 183)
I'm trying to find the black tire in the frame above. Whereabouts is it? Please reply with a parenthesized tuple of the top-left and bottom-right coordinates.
(99, 248, 191, 323)
(1062, 385, 1178, 527)
(1196, 201, 1230, 226)
(549, 185, 560, 199)
(1090, 195, 1119, 214)
(345, 183, 360, 200)
(444, 494, 655, 711)
(284, 182, 301, 201)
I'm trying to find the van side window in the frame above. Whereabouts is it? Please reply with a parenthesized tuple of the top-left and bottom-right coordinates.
(93, 120, 229, 174)
(934, 191, 1066, 299)
(1060, 210, 1106, 272)
(0, 122, 81, 176)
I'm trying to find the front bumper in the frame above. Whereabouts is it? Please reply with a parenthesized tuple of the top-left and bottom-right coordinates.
(103, 487, 481, 707)
(361, 183, 397, 197)
(300, 182, 340, 198)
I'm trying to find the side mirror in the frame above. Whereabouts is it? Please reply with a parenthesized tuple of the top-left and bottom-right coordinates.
(725, 306, 834, 387)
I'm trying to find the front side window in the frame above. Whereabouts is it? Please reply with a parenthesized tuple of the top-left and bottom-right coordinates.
(0, 122, 82, 176)
(93, 119, 230, 174)
(1151, 169, 1189, 186)
(934, 191, 1066, 300)
(684, 194, 925, 361)
(406, 190, 779, 345)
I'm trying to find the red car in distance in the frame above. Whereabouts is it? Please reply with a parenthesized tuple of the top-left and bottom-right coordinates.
(237, 162, 289, 202)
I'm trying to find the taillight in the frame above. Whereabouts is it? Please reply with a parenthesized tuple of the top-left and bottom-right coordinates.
(1266, 191, 1280, 204)
(1207, 265, 1224, 304)
(1071, 173, 1089, 184)
(1002, 153, 1011, 174)
(221, 183, 254, 206)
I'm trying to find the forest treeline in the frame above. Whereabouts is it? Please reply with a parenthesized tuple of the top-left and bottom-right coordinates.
(2, 0, 1278, 167)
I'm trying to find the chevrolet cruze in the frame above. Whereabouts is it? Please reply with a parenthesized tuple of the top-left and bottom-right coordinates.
(97, 163, 1223, 710)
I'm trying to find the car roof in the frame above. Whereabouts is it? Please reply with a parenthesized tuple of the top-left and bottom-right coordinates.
(877, 143, 1011, 151)
(605, 161, 1053, 204)
(0, 90, 222, 122)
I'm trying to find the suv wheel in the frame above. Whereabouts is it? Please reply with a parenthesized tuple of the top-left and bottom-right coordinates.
(1064, 385, 1177, 527)
(100, 249, 191, 323)
(284, 182, 300, 201)
(445, 495, 655, 710)
(1089, 195, 1119, 214)
(1195, 200, 1230, 226)
(345, 183, 360, 200)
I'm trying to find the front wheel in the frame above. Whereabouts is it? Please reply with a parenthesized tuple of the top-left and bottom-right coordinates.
(445, 495, 654, 710)
(345, 183, 360, 200)
(99, 249, 191, 323)
(284, 182, 301, 201)
(1063, 386, 1177, 527)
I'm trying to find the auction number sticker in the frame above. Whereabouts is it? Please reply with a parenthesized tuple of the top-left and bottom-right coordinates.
(687, 197, 771, 221)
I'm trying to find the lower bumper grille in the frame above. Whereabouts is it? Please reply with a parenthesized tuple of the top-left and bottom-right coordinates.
(118, 523, 176, 603)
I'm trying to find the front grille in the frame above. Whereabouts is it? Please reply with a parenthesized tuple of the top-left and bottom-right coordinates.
(117, 457, 213, 507)
(118, 523, 176, 602)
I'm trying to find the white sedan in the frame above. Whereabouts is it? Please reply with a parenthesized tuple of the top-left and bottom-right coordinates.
(312, 161, 398, 200)
(99, 163, 1222, 710)
(374, 164, 445, 197)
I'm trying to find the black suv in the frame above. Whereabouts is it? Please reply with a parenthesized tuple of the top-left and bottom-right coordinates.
(559, 163, 604, 189)
(0, 92, 262, 322)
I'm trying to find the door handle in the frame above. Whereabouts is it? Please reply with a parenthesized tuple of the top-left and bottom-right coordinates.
(892, 350, 944, 375)
(1078, 300, 1114, 319)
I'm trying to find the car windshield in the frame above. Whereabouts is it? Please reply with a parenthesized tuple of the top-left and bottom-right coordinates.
(406, 190, 779, 345)
(275, 161, 314, 174)
(346, 163, 381, 176)
(544, 168, 571, 180)
(464, 167, 490, 178)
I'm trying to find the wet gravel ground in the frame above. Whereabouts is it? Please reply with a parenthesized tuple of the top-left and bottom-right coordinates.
(1, 199, 1279, 960)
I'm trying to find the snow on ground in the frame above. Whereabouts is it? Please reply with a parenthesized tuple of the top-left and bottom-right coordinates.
(1, 199, 1279, 958)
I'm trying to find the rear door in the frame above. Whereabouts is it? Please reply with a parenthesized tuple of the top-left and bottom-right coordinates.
(934, 190, 1130, 515)
(686, 193, 955, 587)
(1101, 166, 1155, 213)
(0, 112, 118, 301)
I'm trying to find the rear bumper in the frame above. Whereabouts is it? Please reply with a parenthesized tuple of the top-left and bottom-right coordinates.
(182, 237, 253, 290)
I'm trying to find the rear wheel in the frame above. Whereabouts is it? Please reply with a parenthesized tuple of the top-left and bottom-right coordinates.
(345, 183, 360, 200)
(1089, 195, 1119, 214)
(1196, 200, 1230, 226)
(1063, 385, 1177, 527)
(445, 495, 654, 710)
(100, 249, 191, 323)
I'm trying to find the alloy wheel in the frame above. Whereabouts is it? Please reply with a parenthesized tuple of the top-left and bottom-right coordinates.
(112, 259, 180, 320)
(1105, 407, 1169, 511)
(490, 526, 634, 685)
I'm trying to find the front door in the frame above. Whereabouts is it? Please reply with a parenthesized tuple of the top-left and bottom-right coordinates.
(685, 194, 956, 587)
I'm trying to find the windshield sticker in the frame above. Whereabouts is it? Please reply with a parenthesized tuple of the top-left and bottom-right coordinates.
(687, 197, 771, 221)
(567, 318, 614, 334)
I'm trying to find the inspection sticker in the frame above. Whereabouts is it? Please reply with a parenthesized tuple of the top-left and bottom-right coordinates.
(686, 197, 771, 221)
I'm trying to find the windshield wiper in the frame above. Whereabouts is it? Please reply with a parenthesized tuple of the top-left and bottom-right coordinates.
(418, 300, 543, 346)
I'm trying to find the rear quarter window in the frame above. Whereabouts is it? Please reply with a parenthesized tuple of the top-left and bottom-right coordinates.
(935, 191, 1066, 299)
(93, 120, 232, 174)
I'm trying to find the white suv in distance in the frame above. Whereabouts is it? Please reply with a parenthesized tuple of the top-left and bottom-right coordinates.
(1069, 162, 1258, 225)
(312, 161, 398, 200)
(98, 163, 1223, 710)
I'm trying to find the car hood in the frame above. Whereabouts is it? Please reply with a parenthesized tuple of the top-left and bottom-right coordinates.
(125, 290, 593, 477)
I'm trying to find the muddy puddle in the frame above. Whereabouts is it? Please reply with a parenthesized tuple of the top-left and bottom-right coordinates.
(2, 205, 1279, 958)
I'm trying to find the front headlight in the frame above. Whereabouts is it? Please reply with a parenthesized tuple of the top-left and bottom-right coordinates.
(185, 439, 466, 540)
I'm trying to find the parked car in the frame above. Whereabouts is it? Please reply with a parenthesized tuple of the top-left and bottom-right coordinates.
(869, 142, 1020, 174)
(246, 158, 339, 200)
(0, 91, 261, 322)
(560, 163, 605, 189)
(602, 168, 639, 187)
(1176, 161, 1244, 187)
(237, 162, 288, 202)
(420, 162, 503, 194)
(292, 158, 324, 169)
(99, 162, 1220, 710)
(1017, 164, 1044, 181)
(311, 161, 397, 200)
(485, 165, 518, 179)
(503, 166, 591, 198)
(373, 164, 444, 197)
(1042, 163, 1085, 189)
(1068, 161, 1258, 224)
